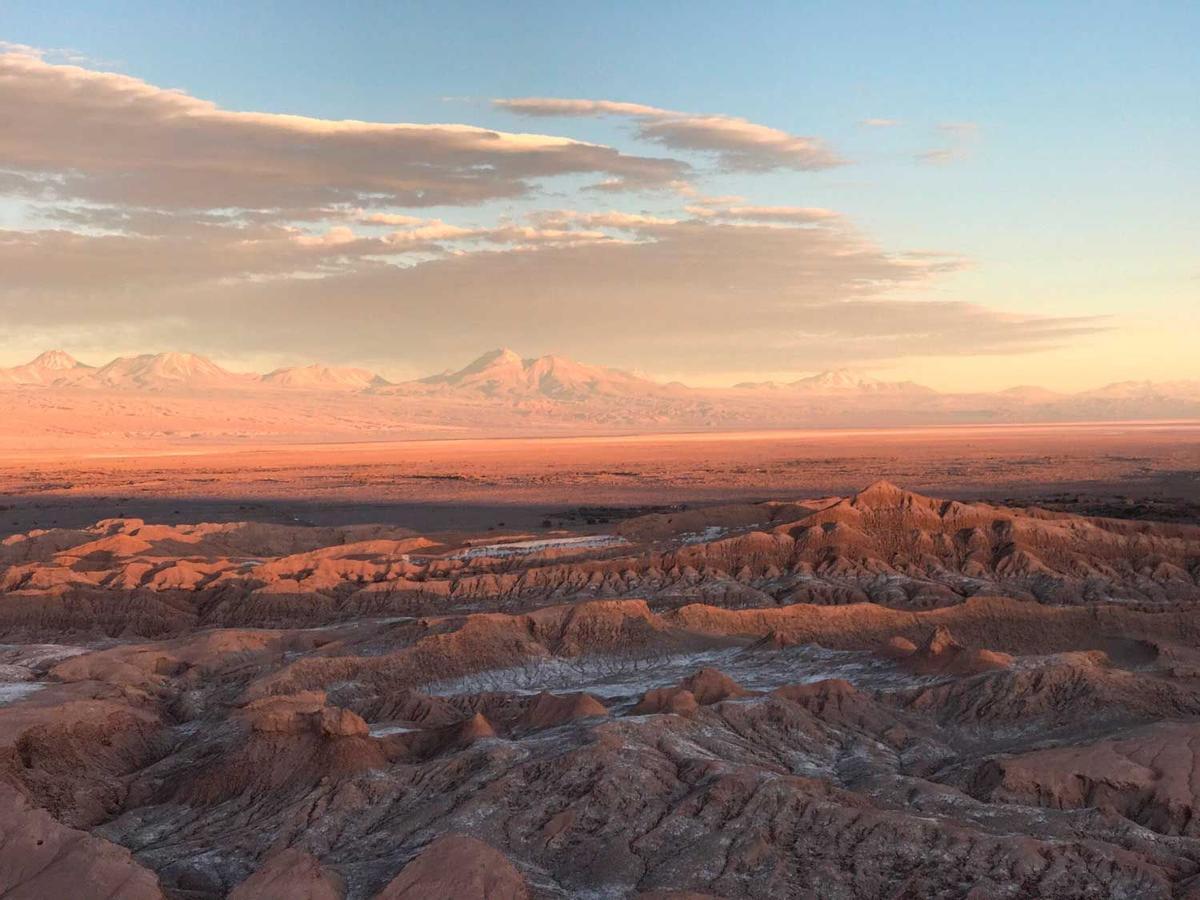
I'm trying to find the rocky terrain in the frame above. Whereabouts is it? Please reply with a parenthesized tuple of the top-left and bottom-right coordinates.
(3, 482, 1200, 897)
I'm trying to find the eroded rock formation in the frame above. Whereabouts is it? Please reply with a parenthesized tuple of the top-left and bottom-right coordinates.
(2, 483, 1200, 897)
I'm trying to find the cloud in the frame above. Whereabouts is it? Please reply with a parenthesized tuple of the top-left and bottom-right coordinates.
(496, 99, 664, 118)
(0, 206, 641, 293)
(860, 118, 900, 127)
(527, 210, 680, 230)
(916, 121, 981, 165)
(0, 224, 422, 290)
(0, 50, 1098, 381)
(0, 49, 687, 211)
(0, 214, 1103, 375)
(939, 122, 981, 137)
(915, 148, 959, 164)
(685, 203, 839, 224)
(360, 212, 428, 227)
(495, 97, 843, 172)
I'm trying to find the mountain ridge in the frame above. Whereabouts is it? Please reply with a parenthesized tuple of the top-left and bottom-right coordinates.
(413, 347, 670, 400)
(91, 352, 256, 390)
(0, 349, 94, 386)
(263, 364, 391, 391)
(734, 368, 936, 395)
(10, 347, 1189, 399)
(1, 349, 1198, 439)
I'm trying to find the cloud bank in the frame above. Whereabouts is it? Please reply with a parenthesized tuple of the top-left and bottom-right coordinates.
(0, 48, 1103, 380)
(0, 213, 1102, 374)
(0, 49, 685, 211)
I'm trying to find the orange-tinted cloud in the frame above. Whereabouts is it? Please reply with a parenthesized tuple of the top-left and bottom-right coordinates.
(0, 214, 1103, 374)
(684, 202, 839, 224)
(0, 50, 1103, 380)
(0, 49, 686, 211)
(495, 97, 843, 172)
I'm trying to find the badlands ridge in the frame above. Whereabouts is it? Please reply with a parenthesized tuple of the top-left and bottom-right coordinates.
(2, 482, 1200, 897)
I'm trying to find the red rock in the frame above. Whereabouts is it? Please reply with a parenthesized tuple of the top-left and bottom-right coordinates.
(516, 691, 608, 730)
(0, 784, 164, 899)
(229, 848, 344, 900)
(374, 834, 530, 899)
(678, 667, 753, 704)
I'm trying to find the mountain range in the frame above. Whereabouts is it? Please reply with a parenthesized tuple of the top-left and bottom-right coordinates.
(734, 369, 935, 395)
(412, 347, 675, 400)
(7, 347, 1196, 402)
(0, 350, 370, 391)
(1, 348, 1197, 451)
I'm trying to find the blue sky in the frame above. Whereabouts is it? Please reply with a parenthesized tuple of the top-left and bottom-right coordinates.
(0, 1, 1196, 388)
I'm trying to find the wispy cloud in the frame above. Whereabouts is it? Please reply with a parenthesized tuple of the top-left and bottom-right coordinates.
(916, 121, 981, 165)
(685, 201, 839, 224)
(495, 97, 844, 172)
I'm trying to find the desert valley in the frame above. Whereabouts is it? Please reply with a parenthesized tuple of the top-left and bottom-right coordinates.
(2, 7, 1198, 897)
(4, 477, 1200, 898)
(3, 344, 1200, 900)
(1, 353, 1199, 897)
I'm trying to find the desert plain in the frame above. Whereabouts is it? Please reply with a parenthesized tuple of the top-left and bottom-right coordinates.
(3, 421, 1198, 536)
(2, 417, 1200, 898)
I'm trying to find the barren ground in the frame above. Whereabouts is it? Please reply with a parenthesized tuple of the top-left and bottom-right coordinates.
(2, 422, 1197, 536)
(3, 423, 1200, 898)
(3, 472, 1200, 897)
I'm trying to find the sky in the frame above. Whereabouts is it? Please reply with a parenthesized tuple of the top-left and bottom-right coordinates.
(0, 0, 1196, 390)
